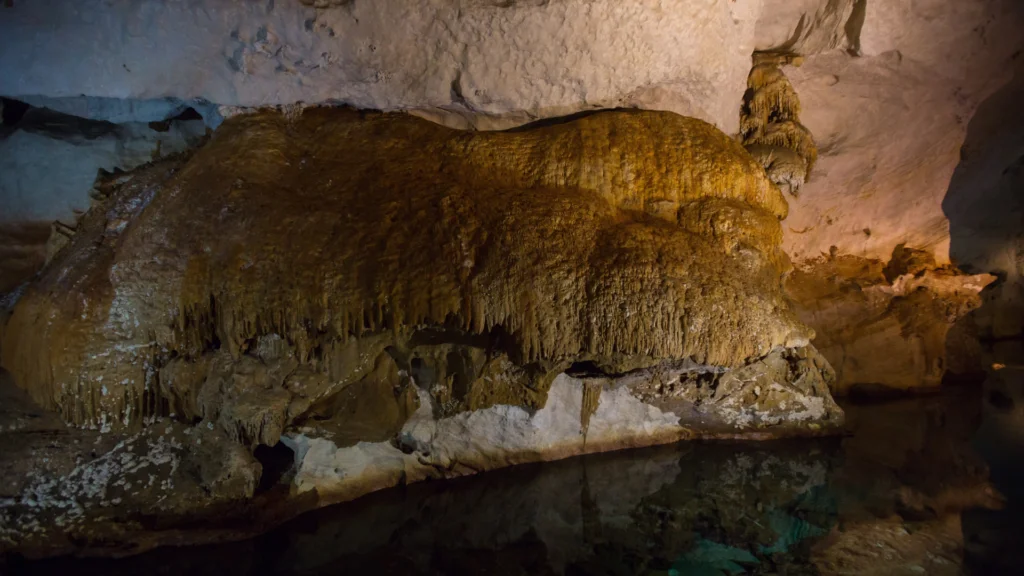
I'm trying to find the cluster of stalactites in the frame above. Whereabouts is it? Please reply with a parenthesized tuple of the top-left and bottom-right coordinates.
(1, 109, 811, 434)
(740, 54, 818, 198)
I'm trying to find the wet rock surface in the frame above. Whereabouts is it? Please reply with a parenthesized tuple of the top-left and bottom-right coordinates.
(3, 379, 1007, 575)
(0, 107, 843, 558)
(785, 250, 994, 395)
(2, 107, 810, 433)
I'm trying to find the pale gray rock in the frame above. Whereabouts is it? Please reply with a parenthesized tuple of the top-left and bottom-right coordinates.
(780, 0, 1024, 264)
(0, 0, 762, 133)
(14, 95, 223, 128)
(0, 108, 206, 223)
(755, 0, 860, 55)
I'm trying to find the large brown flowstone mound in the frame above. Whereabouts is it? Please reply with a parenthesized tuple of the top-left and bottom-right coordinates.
(0, 108, 842, 557)
(3, 108, 810, 432)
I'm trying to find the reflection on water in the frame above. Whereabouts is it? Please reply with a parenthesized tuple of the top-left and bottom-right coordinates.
(12, 378, 1019, 576)
(964, 341, 1024, 574)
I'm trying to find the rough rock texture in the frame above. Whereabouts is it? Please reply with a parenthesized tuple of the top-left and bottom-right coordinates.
(0, 107, 844, 555)
(14, 95, 224, 129)
(0, 0, 761, 133)
(2, 107, 817, 433)
(0, 368, 262, 556)
(781, 0, 1024, 264)
(786, 250, 995, 395)
(287, 355, 841, 503)
(0, 222, 49, 296)
(0, 102, 208, 305)
(741, 55, 818, 197)
(2, 0, 1021, 287)
(747, 0, 1024, 394)
(0, 105, 207, 224)
(1, 1, 1021, 272)
(7, 386, 1002, 572)
(755, 0, 860, 55)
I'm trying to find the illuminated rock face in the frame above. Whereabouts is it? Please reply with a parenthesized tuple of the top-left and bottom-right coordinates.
(0, 109, 843, 554)
(2, 108, 839, 443)
(740, 55, 818, 198)
(779, 1, 1023, 265)
(786, 250, 996, 396)
(0, 0, 761, 133)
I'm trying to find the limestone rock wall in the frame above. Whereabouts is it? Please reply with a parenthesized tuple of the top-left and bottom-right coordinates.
(0, 106, 207, 225)
(785, 251, 995, 395)
(1, 0, 1021, 275)
(943, 58, 1024, 339)
(1, 0, 1021, 278)
(780, 0, 1023, 264)
(755, 0, 861, 55)
(0, 0, 1015, 420)
(0, 0, 761, 133)
(752, 0, 1024, 391)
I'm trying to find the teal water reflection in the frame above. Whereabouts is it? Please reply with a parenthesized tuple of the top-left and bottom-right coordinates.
(12, 386, 1010, 576)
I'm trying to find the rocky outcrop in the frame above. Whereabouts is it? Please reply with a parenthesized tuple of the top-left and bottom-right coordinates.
(754, 0, 861, 55)
(749, 1, 1023, 392)
(0, 102, 207, 305)
(0, 105, 207, 225)
(786, 248, 995, 395)
(780, 1, 1023, 264)
(2, 1, 1021, 287)
(3, 0, 1022, 558)
(740, 54, 818, 197)
(1, 1, 1021, 271)
(0, 107, 842, 555)
(289, 348, 840, 503)
(2, 107, 828, 431)
(944, 57, 1024, 340)
(6, 384, 1001, 572)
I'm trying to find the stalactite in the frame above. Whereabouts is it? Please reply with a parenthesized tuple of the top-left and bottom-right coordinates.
(1, 108, 812, 435)
(740, 56, 818, 197)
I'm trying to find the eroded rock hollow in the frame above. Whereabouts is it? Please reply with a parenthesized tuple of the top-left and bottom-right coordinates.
(0, 108, 843, 552)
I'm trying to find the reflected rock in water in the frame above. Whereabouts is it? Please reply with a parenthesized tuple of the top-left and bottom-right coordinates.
(11, 386, 1010, 576)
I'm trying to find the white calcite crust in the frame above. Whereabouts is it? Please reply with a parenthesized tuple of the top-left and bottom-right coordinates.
(284, 353, 840, 502)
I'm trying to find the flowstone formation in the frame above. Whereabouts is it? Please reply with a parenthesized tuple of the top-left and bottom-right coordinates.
(740, 54, 818, 198)
(0, 108, 842, 555)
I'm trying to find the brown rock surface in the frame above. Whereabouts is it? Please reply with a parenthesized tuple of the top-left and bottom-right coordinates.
(786, 250, 995, 395)
(1, 107, 811, 434)
(0, 108, 844, 557)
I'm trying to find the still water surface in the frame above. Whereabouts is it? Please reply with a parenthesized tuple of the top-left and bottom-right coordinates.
(14, 366, 1024, 576)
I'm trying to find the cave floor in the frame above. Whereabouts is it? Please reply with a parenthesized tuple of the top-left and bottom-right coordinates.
(4, 345, 1022, 576)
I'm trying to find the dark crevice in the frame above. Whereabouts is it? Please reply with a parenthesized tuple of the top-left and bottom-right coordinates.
(16, 106, 118, 140)
(845, 0, 867, 56)
(503, 108, 630, 133)
(565, 361, 608, 378)
(254, 442, 295, 494)
(988, 389, 1015, 411)
(1, 97, 30, 126)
